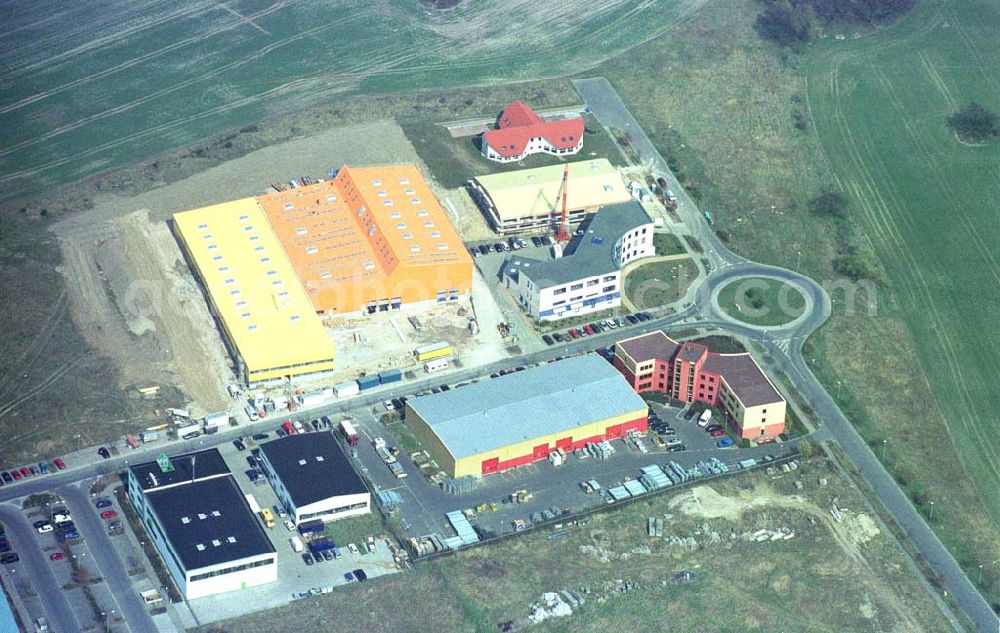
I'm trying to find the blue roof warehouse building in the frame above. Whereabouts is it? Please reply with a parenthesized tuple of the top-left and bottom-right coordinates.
(127, 449, 277, 600)
(405, 354, 649, 477)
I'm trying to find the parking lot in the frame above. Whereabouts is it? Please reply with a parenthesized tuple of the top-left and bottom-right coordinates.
(322, 384, 794, 553)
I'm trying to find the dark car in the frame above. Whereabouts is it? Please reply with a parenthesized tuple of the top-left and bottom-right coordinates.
(0, 553, 19, 564)
(552, 332, 564, 343)
(95, 498, 112, 509)
(343, 571, 355, 582)
(439, 384, 451, 391)
(98, 447, 111, 459)
(33, 520, 49, 530)
(322, 549, 334, 561)
(246, 455, 258, 468)
(108, 520, 123, 531)
(1, 472, 11, 483)
(311, 419, 322, 431)
(542, 334, 554, 345)
(478, 244, 489, 255)
(252, 433, 270, 441)
(313, 552, 325, 564)
(668, 444, 686, 452)
(625, 314, 639, 324)
(61, 531, 80, 541)
(705, 424, 722, 433)
(683, 409, 697, 421)
(302, 553, 314, 566)
(531, 236, 543, 247)
(391, 398, 404, 410)
(637, 312, 651, 321)
(233, 439, 246, 451)
(353, 568, 368, 582)
(492, 243, 504, 252)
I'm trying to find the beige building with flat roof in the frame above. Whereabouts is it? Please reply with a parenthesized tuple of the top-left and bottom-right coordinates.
(467, 159, 631, 235)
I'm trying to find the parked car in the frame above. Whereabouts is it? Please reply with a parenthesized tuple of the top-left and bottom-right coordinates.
(284, 520, 295, 531)
(552, 332, 564, 342)
(531, 236, 542, 247)
(312, 552, 324, 564)
(108, 520, 123, 531)
(683, 409, 697, 421)
(95, 498, 112, 509)
(492, 243, 504, 252)
(668, 444, 687, 452)
(333, 547, 342, 560)
(233, 439, 246, 451)
(33, 520, 51, 531)
(625, 314, 639, 324)
(98, 447, 111, 459)
(636, 312, 651, 321)
(251, 433, 269, 441)
(542, 334, 554, 345)
(20, 467, 31, 477)
(568, 328, 581, 339)
(273, 504, 287, 518)
(8, 471, 19, 481)
(53, 458, 66, 470)
(322, 549, 334, 561)
(354, 569, 368, 582)
(347, 543, 359, 555)
(343, 571, 355, 582)
(0, 553, 19, 564)
(716, 437, 734, 448)
(709, 429, 727, 438)
(665, 438, 683, 447)
(302, 553, 314, 566)
(39, 462, 49, 474)
(478, 244, 490, 255)
(246, 455, 258, 468)
(50, 552, 65, 561)
(583, 324, 594, 335)
(100, 510, 118, 521)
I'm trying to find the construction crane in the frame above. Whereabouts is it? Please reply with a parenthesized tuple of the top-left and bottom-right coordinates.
(555, 163, 571, 242)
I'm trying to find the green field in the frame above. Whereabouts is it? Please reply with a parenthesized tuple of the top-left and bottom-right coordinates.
(622, 258, 699, 310)
(0, 0, 701, 204)
(717, 276, 806, 326)
(653, 232, 687, 256)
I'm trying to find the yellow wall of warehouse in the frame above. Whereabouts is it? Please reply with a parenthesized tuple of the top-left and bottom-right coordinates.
(406, 405, 457, 476)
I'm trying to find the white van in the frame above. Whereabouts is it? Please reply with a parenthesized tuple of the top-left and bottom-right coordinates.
(424, 359, 449, 373)
(290, 536, 304, 553)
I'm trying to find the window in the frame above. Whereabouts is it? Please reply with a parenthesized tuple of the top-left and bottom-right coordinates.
(390, 211, 401, 219)
(383, 200, 394, 206)
(248, 324, 258, 332)
(402, 233, 413, 240)
(376, 190, 387, 197)
(249, 236, 259, 242)
(437, 243, 448, 251)
(430, 231, 441, 238)
(224, 278, 235, 285)
(306, 247, 318, 254)
(570, 283, 583, 291)
(319, 272, 332, 279)
(602, 285, 615, 292)
(603, 184, 614, 192)
(371, 179, 382, 186)
(553, 288, 566, 295)
(197, 223, 208, 230)
(243, 225, 253, 232)
(295, 227, 307, 236)
(218, 266, 229, 273)
(410, 198, 421, 205)
(207, 244, 218, 251)
(326, 194, 337, 202)
(212, 255, 223, 262)
(254, 246, 265, 253)
(423, 221, 433, 228)
(260, 257, 270, 263)
(396, 223, 407, 229)
(266, 270, 277, 276)
(410, 245, 420, 252)
(603, 275, 616, 282)
(417, 209, 428, 217)
(398, 177, 410, 185)
(290, 315, 300, 322)
(586, 279, 598, 286)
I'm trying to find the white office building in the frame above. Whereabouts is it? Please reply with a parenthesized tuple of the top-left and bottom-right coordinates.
(257, 433, 371, 525)
(504, 201, 656, 320)
(127, 450, 277, 600)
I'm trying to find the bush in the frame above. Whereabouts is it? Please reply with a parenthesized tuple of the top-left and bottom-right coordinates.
(947, 102, 999, 143)
(755, 2, 811, 48)
(808, 189, 848, 218)
(833, 250, 881, 282)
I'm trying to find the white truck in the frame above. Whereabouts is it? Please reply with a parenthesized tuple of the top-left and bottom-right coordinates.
(698, 409, 713, 427)
(244, 493, 261, 515)
(289, 536, 304, 553)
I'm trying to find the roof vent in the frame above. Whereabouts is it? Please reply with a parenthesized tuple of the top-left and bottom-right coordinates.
(212, 510, 221, 517)
(227, 536, 237, 544)
(196, 543, 206, 551)
(316, 456, 325, 462)
(181, 516, 191, 524)
(198, 513, 207, 520)
(212, 539, 221, 547)
(298, 459, 307, 466)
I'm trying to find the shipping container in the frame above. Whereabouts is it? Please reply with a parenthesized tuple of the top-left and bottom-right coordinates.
(424, 359, 449, 373)
(334, 381, 360, 398)
(139, 431, 158, 443)
(298, 519, 325, 535)
(377, 369, 402, 384)
(357, 374, 381, 391)
(204, 412, 230, 428)
(167, 408, 190, 419)
(415, 342, 453, 362)
(299, 390, 330, 408)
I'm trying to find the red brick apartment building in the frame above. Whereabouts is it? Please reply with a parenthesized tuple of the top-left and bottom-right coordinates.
(613, 331, 787, 440)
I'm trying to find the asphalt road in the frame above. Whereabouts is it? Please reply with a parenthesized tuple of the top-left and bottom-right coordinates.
(58, 484, 157, 633)
(574, 76, 998, 633)
(0, 505, 79, 633)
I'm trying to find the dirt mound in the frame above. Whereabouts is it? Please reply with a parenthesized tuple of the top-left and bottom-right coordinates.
(667, 484, 805, 521)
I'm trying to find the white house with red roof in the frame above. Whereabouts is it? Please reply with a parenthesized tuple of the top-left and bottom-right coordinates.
(481, 101, 585, 163)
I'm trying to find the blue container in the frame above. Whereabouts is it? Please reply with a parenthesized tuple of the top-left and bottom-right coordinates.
(357, 374, 381, 390)
(378, 369, 402, 384)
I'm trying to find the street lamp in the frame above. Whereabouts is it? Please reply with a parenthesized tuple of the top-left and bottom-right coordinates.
(836, 381, 842, 399)
(881, 439, 887, 461)
(928, 501, 935, 521)
(978, 564, 983, 583)
(796, 250, 802, 270)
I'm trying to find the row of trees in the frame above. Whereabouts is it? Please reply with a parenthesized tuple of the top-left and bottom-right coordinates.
(755, 0, 916, 49)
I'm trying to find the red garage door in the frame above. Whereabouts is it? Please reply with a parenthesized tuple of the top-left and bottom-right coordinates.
(532, 443, 549, 459)
(481, 457, 499, 475)
(556, 437, 572, 452)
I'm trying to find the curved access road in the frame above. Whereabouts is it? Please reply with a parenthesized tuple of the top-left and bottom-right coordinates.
(575, 77, 998, 633)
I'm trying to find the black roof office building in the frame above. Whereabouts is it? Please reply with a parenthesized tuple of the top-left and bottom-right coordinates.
(257, 433, 371, 524)
(127, 449, 277, 600)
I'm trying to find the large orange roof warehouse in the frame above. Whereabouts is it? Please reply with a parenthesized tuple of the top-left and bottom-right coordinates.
(258, 165, 472, 314)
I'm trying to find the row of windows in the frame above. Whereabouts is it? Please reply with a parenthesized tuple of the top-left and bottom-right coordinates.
(189, 557, 274, 582)
(299, 500, 368, 522)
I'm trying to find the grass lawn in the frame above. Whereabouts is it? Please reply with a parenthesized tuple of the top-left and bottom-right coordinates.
(588, 0, 1000, 598)
(716, 276, 806, 326)
(318, 512, 387, 552)
(198, 455, 953, 633)
(623, 258, 699, 310)
(653, 232, 686, 256)
(402, 114, 627, 189)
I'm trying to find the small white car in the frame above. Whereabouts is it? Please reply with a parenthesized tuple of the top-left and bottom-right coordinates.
(284, 519, 295, 531)
(36, 523, 54, 534)
(347, 543, 360, 555)
(383, 400, 396, 411)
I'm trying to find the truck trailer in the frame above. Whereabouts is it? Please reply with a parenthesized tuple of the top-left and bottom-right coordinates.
(339, 420, 360, 446)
